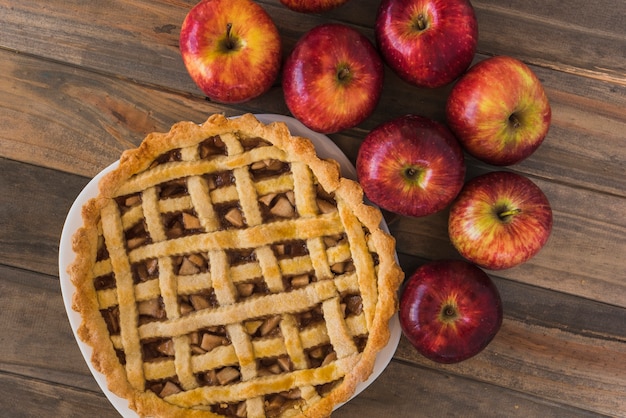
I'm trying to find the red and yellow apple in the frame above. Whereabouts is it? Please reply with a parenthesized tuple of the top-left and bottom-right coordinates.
(282, 23, 384, 134)
(446, 56, 552, 165)
(280, 0, 350, 13)
(356, 114, 466, 217)
(375, 0, 478, 88)
(448, 171, 553, 270)
(179, 0, 282, 103)
(399, 259, 503, 364)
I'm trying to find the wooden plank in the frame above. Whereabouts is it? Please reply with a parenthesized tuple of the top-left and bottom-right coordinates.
(0, 265, 100, 393)
(2, 264, 614, 417)
(395, 321, 626, 417)
(0, 372, 117, 418)
(335, 361, 604, 418)
(0, 157, 90, 276)
(0, 0, 197, 93)
(472, 0, 626, 83)
(0, 48, 289, 178)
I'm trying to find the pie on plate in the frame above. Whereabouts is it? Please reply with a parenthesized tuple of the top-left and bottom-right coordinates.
(66, 113, 404, 417)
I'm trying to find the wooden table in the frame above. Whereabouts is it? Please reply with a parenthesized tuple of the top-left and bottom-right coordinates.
(1, 0, 625, 416)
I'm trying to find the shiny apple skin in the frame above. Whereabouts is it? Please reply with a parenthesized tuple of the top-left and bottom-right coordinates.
(282, 24, 384, 134)
(446, 56, 552, 166)
(356, 114, 466, 217)
(449, 171, 553, 270)
(280, 0, 350, 13)
(375, 0, 477, 88)
(399, 260, 503, 364)
(179, 0, 281, 104)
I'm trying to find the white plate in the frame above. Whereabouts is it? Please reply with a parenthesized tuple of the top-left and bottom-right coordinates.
(59, 114, 401, 417)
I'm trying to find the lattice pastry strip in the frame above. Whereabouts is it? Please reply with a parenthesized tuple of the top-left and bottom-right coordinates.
(100, 200, 145, 390)
(70, 113, 403, 418)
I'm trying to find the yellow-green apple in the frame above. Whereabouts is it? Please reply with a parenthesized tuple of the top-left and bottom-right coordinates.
(179, 0, 281, 103)
(282, 23, 384, 134)
(356, 114, 465, 217)
(449, 171, 553, 270)
(399, 259, 503, 364)
(375, 0, 478, 88)
(446, 56, 552, 165)
(280, 0, 350, 13)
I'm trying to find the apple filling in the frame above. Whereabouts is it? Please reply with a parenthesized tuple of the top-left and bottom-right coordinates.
(249, 158, 290, 180)
(205, 170, 236, 191)
(190, 327, 230, 354)
(132, 258, 159, 283)
(150, 147, 182, 168)
(137, 297, 166, 324)
(196, 365, 242, 387)
(100, 306, 121, 336)
(199, 135, 228, 159)
(173, 252, 209, 276)
(259, 191, 297, 221)
(271, 239, 309, 259)
(252, 315, 283, 339)
(124, 220, 152, 251)
(115, 192, 142, 215)
(159, 178, 189, 199)
(240, 136, 272, 151)
(179, 290, 219, 314)
(94, 273, 116, 290)
(142, 337, 176, 361)
(236, 279, 270, 300)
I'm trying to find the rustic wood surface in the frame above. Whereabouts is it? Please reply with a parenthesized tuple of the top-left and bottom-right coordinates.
(1, 0, 624, 416)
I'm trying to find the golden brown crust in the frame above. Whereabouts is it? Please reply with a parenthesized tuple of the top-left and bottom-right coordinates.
(68, 113, 403, 418)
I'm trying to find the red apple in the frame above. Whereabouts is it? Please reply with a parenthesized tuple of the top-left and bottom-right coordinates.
(280, 0, 350, 13)
(282, 23, 384, 134)
(446, 56, 552, 166)
(179, 0, 281, 103)
(399, 260, 503, 364)
(448, 171, 553, 270)
(356, 114, 466, 217)
(375, 0, 478, 88)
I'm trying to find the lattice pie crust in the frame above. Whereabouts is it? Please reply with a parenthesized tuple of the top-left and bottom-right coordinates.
(69, 113, 403, 417)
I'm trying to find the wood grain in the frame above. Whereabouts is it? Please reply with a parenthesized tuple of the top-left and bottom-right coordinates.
(1, 0, 625, 416)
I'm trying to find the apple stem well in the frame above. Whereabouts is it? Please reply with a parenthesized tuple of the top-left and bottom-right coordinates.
(508, 113, 522, 129)
(403, 166, 428, 188)
(439, 302, 460, 325)
(220, 23, 240, 52)
(337, 65, 352, 83)
(412, 13, 429, 31)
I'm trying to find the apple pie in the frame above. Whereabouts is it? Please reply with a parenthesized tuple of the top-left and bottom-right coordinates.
(69, 113, 403, 417)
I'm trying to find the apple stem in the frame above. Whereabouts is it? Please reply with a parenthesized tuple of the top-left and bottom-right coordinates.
(337, 67, 351, 81)
(225, 22, 234, 50)
(414, 14, 428, 31)
(405, 167, 418, 179)
(440, 303, 459, 324)
(498, 208, 522, 221)
(509, 113, 521, 129)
